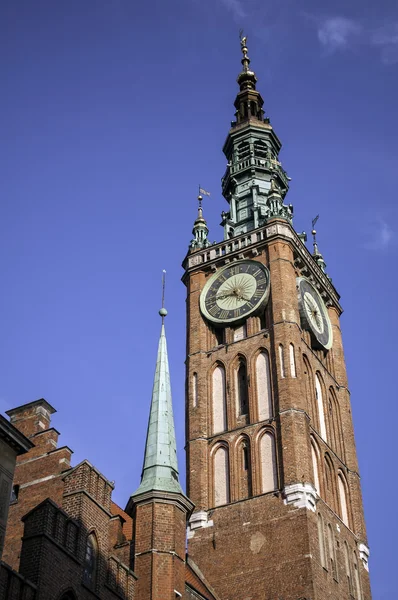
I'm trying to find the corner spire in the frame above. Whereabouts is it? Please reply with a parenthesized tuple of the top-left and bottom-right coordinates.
(189, 189, 211, 250)
(130, 284, 183, 498)
(311, 216, 327, 274)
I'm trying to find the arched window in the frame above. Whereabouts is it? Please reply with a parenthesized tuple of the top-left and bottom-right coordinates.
(192, 372, 198, 408)
(327, 524, 338, 580)
(303, 355, 317, 425)
(214, 446, 230, 506)
(353, 551, 362, 599)
(344, 542, 354, 597)
(329, 387, 344, 458)
(237, 438, 252, 500)
(260, 432, 277, 493)
(236, 359, 249, 416)
(324, 454, 336, 511)
(317, 513, 326, 568)
(256, 351, 273, 420)
(315, 373, 327, 441)
(311, 439, 320, 494)
(212, 365, 227, 434)
(338, 472, 350, 527)
(279, 344, 285, 378)
(289, 344, 296, 377)
(83, 533, 98, 588)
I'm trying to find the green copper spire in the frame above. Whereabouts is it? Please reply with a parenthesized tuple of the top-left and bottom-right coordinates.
(220, 34, 293, 238)
(131, 284, 183, 497)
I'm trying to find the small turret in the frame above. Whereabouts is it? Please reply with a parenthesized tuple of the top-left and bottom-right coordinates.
(190, 193, 211, 250)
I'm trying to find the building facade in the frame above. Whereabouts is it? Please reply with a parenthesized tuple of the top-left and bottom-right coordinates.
(0, 38, 371, 600)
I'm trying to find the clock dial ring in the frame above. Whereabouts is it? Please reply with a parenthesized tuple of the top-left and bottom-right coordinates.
(200, 260, 270, 325)
(297, 277, 332, 350)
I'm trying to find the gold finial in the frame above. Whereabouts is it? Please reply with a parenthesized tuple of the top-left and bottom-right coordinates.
(239, 30, 249, 68)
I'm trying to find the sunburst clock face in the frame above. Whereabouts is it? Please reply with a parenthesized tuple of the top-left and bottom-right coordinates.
(297, 277, 333, 350)
(200, 260, 270, 325)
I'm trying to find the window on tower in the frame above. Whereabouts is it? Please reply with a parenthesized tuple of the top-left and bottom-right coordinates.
(236, 359, 249, 416)
(212, 364, 227, 434)
(259, 431, 277, 493)
(256, 351, 272, 420)
(213, 445, 230, 506)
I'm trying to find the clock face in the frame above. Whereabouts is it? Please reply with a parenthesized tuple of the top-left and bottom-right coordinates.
(200, 260, 270, 325)
(297, 277, 332, 350)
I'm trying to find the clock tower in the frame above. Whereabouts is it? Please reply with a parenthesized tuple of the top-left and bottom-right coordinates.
(183, 38, 372, 600)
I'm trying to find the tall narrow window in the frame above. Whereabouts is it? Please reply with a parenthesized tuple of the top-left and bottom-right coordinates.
(83, 533, 98, 588)
(315, 374, 327, 441)
(353, 552, 362, 599)
(212, 365, 227, 434)
(303, 355, 317, 426)
(317, 513, 326, 568)
(328, 524, 338, 580)
(260, 432, 277, 493)
(311, 441, 320, 494)
(214, 446, 230, 506)
(256, 351, 273, 420)
(192, 373, 198, 408)
(324, 454, 335, 511)
(344, 542, 354, 597)
(289, 344, 296, 377)
(236, 360, 249, 416)
(279, 344, 285, 378)
(338, 472, 350, 527)
(238, 439, 252, 500)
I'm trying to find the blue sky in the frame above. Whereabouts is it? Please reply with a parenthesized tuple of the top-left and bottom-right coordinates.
(1, 1, 397, 597)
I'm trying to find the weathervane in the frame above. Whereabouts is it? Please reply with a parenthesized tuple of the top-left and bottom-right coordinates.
(311, 214, 319, 247)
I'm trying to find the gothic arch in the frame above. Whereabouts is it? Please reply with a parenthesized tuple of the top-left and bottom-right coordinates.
(324, 453, 336, 512)
(229, 353, 249, 420)
(310, 436, 321, 495)
(337, 470, 350, 528)
(315, 371, 327, 441)
(344, 542, 354, 597)
(303, 355, 317, 427)
(211, 442, 230, 507)
(82, 531, 99, 589)
(235, 435, 252, 500)
(328, 387, 344, 459)
(278, 344, 286, 378)
(257, 428, 278, 493)
(289, 343, 297, 378)
(211, 362, 227, 434)
(253, 349, 273, 421)
(317, 513, 326, 568)
(327, 523, 338, 580)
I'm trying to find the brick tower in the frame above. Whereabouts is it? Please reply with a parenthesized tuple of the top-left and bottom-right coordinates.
(183, 37, 371, 600)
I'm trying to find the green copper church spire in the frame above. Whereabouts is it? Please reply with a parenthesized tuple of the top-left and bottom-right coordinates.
(130, 274, 183, 497)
